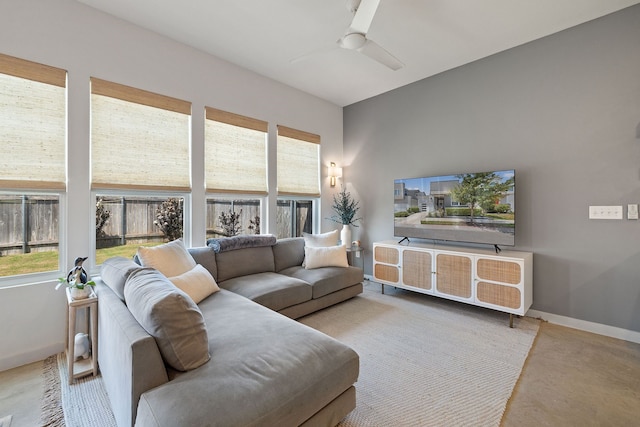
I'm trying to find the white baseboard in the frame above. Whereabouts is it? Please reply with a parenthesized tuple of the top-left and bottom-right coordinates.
(0, 342, 65, 372)
(365, 275, 640, 344)
(526, 309, 640, 344)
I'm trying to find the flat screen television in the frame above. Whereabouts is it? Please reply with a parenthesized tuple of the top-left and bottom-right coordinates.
(394, 170, 515, 247)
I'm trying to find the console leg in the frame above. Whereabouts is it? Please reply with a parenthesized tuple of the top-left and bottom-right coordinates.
(381, 284, 384, 294)
(509, 313, 514, 328)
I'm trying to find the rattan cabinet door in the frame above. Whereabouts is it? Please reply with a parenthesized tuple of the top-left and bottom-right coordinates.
(475, 257, 523, 311)
(435, 252, 473, 301)
(373, 245, 400, 284)
(402, 249, 432, 291)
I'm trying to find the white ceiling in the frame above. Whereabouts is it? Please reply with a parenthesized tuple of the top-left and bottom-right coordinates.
(76, 0, 640, 107)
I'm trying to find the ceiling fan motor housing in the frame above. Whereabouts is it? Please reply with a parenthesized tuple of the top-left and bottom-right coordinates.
(342, 32, 367, 50)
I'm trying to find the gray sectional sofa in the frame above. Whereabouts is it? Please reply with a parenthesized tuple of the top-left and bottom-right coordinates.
(96, 236, 363, 427)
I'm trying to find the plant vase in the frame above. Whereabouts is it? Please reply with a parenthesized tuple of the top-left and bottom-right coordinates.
(70, 287, 91, 300)
(341, 224, 352, 249)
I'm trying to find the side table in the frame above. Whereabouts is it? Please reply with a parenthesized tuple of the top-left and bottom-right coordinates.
(346, 246, 364, 270)
(65, 287, 98, 384)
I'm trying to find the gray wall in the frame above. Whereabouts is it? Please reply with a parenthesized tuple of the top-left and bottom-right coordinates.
(344, 5, 640, 332)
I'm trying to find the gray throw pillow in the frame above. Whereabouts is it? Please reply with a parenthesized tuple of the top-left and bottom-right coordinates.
(100, 256, 141, 301)
(124, 268, 210, 371)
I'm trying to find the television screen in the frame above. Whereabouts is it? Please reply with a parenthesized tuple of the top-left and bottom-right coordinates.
(394, 170, 515, 246)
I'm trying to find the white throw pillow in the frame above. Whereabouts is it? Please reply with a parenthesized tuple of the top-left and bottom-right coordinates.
(304, 245, 349, 269)
(168, 264, 220, 304)
(137, 239, 196, 278)
(303, 229, 339, 248)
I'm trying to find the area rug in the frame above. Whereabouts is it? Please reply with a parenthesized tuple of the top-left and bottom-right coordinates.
(300, 283, 540, 427)
(40, 353, 116, 427)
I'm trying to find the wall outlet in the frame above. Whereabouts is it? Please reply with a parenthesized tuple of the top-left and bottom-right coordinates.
(589, 205, 623, 220)
(628, 204, 638, 220)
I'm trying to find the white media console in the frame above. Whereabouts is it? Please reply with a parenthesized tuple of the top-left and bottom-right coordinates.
(372, 240, 533, 327)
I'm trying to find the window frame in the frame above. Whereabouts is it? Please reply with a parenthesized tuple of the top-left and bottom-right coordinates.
(0, 53, 67, 286)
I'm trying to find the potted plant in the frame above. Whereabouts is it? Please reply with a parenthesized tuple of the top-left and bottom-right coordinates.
(328, 187, 362, 248)
(56, 277, 96, 299)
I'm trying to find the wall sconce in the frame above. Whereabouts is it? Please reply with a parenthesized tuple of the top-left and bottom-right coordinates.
(329, 162, 342, 187)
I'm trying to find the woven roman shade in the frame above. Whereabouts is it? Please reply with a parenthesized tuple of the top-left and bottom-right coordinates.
(0, 53, 66, 190)
(204, 107, 268, 194)
(91, 78, 191, 191)
(277, 125, 320, 196)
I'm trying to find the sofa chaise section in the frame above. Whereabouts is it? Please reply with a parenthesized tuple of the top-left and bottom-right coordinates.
(135, 289, 359, 427)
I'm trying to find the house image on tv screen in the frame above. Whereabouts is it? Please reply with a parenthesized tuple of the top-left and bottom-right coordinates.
(395, 180, 464, 215)
(393, 170, 515, 246)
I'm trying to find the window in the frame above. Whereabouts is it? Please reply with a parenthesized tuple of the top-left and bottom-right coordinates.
(206, 198, 262, 238)
(95, 193, 184, 264)
(276, 199, 313, 239)
(91, 78, 191, 261)
(276, 125, 320, 237)
(0, 53, 66, 281)
(204, 108, 267, 237)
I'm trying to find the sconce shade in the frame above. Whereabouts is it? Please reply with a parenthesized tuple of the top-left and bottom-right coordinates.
(329, 162, 342, 187)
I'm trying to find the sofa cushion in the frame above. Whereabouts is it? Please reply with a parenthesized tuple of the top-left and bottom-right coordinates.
(304, 245, 349, 269)
(218, 272, 311, 312)
(280, 266, 365, 299)
(137, 239, 196, 278)
(215, 246, 275, 282)
(187, 247, 218, 281)
(272, 237, 305, 272)
(168, 264, 220, 304)
(302, 230, 339, 247)
(124, 268, 210, 371)
(100, 256, 141, 301)
(136, 289, 359, 427)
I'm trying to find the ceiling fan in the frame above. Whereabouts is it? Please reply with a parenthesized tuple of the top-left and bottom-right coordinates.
(292, 0, 403, 70)
(338, 0, 403, 70)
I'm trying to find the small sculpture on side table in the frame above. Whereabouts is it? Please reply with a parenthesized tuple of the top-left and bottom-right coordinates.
(56, 256, 95, 300)
(74, 333, 90, 360)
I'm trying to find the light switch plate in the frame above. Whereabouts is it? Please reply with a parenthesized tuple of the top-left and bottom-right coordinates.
(589, 205, 623, 220)
(628, 204, 638, 220)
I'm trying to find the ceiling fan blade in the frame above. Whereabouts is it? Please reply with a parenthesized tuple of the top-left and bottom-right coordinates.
(349, 0, 380, 35)
(290, 45, 338, 64)
(358, 39, 404, 70)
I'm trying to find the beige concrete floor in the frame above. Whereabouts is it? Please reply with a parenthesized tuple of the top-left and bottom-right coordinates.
(502, 322, 640, 426)
(0, 359, 44, 427)
(1, 322, 639, 426)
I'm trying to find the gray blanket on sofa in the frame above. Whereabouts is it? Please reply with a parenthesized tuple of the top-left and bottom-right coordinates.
(207, 235, 277, 253)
